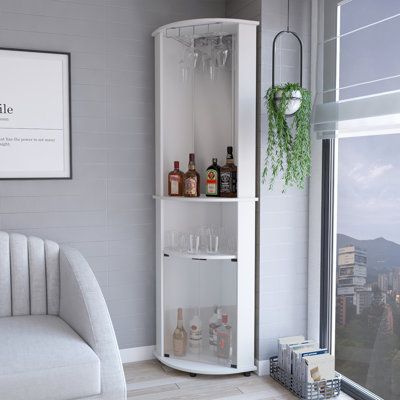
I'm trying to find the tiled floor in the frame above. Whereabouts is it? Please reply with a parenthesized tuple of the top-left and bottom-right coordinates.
(124, 360, 354, 399)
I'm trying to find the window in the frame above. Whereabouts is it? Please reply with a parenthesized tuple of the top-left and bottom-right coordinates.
(335, 134, 400, 400)
(316, 1, 400, 400)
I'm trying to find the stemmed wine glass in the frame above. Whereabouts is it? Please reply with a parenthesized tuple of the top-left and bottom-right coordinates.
(213, 35, 229, 67)
(184, 37, 200, 69)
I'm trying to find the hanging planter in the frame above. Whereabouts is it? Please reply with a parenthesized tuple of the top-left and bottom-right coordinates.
(264, 83, 311, 190)
(274, 88, 302, 116)
(263, 0, 311, 190)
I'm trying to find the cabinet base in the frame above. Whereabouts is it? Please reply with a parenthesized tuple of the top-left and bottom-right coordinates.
(154, 352, 257, 376)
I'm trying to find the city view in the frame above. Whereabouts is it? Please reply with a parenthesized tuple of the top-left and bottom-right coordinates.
(336, 135, 400, 400)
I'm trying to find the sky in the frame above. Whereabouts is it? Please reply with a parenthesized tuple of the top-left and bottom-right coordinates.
(337, 134, 400, 244)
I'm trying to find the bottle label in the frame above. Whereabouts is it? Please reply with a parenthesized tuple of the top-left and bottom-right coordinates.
(185, 177, 197, 196)
(170, 175, 180, 195)
(231, 171, 237, 194)
(173, 337, 186, 356)
(217, 331, 230, 358)
(206, 169, 218, 195)
(220, 172, 231, 193)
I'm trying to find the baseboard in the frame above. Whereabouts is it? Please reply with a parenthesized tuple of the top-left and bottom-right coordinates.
(120, 345, 155, 364)
(255, 358, 270, 376)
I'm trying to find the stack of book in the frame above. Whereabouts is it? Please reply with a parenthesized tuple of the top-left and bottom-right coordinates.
(277, 336, 336, 385)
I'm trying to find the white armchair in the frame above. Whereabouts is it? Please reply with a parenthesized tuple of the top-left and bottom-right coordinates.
(0, 232, 127, 400)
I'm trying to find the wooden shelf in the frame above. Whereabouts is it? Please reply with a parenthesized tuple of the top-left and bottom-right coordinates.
(164, 250, 237, 261)
(153, 195, 258, 203)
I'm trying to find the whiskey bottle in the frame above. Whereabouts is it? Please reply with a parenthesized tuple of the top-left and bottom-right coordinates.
(220, 146, 237, 197)
(183, 153, 200, 197)
(173, 308, 187, 357)
(168, 161, 184, 196)
(206, 158, 220, 197)
(216, 313, 232, 363)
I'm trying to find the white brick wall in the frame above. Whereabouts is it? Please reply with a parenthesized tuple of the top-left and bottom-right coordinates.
(228, 0, 311, 365)
(0, 0, 225, 349)
(257, 0, 311, 362)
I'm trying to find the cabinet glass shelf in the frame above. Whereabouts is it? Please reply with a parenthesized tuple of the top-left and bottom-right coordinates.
(163, 250, 237, 261)
(153, 195, 258, 203)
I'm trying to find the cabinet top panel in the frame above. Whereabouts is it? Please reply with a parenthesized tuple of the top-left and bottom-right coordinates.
(152, 18, 259, 37)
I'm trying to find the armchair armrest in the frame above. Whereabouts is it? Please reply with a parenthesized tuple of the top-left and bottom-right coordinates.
(59, 246, 126, 400)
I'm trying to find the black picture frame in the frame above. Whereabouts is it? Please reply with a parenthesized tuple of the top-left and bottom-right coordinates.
(0, 47, 72, 180)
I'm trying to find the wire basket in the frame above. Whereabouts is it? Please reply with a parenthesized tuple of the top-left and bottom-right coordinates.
(269, 356, 341, 400)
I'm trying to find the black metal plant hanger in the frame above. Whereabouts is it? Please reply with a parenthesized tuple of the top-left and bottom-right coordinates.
(271, 0, 303, 88)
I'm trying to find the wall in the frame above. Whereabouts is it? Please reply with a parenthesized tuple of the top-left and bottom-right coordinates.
(0, 0, 225, 350)
(257, 0, 311, 370)
(227, 0, 311, 372)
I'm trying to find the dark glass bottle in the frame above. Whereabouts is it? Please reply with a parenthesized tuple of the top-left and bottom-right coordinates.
(220, 146, 237, 197)
(206, 158, 220, 197)
(183, 153, 200, 197)
(168, 161, 184, 196)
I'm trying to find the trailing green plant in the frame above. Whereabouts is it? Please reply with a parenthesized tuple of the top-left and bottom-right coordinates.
(262, 82, 311, 190)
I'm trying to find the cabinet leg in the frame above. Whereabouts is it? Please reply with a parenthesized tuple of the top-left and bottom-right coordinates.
(189, 373, 197, 377)
(243, 372, 251, 377)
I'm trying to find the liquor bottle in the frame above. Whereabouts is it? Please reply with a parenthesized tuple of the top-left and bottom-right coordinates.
(173, 308, 187, 357)
(168, 161, 184, 196)
(206, 158, 220, 197)
(220, 146, 237, 197)
(216, 313, 232, 363)
(189, 311, 202, 354)
(183, 153, 200, 197)
(208, 306, 222, 350)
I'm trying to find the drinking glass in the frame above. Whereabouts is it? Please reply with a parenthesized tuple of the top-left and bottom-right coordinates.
(165, 230, 179, 251)
(187, 233, 200, 254)
(207, 233, 219, 253)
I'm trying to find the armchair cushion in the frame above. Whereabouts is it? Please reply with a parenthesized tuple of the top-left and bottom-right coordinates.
(0, 315, 101, 400)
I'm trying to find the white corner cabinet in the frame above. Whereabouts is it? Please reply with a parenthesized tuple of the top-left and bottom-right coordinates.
(152, 18, 258, 376)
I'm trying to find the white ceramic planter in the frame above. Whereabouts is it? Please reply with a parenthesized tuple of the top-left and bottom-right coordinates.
(274, 89, 302, 115)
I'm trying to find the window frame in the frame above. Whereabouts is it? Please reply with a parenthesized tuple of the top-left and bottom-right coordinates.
(320, 138, 385, 400)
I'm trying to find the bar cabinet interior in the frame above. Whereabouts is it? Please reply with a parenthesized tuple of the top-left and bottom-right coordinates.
(153, 18, 258, 375)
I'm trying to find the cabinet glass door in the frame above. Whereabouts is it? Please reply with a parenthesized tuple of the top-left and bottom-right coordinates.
(163, 257, 237, 368)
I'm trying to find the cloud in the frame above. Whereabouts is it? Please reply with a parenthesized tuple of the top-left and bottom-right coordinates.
(348, 163, 393, 184)
(368, 164, 393, 179)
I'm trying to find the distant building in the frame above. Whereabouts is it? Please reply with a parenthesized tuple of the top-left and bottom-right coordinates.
(336, 295, 347, 326)
(392, 268, 400, 293)
(337, 245, 367, 304)
(355, 288, 373, 315)
(378, 273, 389, 292)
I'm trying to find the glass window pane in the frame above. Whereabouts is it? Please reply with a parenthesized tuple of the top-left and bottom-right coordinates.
(339, 15, 400, 98)
(336, 134, 400, 400)
(340, 0, 400, 35)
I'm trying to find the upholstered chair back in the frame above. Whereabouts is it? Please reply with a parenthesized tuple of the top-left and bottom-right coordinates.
(0, 232, 60, 317)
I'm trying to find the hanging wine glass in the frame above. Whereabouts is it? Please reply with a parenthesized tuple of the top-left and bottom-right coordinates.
(184, 37, 200, 69)
(202, 55, 216, 80)
(178, 59, 189, 83)
(213, 35, 228, 68)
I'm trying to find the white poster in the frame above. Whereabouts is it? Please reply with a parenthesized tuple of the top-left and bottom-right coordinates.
(0, 49, 71, 179)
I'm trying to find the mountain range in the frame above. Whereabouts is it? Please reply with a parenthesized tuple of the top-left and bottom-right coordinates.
(337, 234, 400, 282)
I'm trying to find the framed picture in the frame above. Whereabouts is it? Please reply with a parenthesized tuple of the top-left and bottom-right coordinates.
(0, 48, 71, 179)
